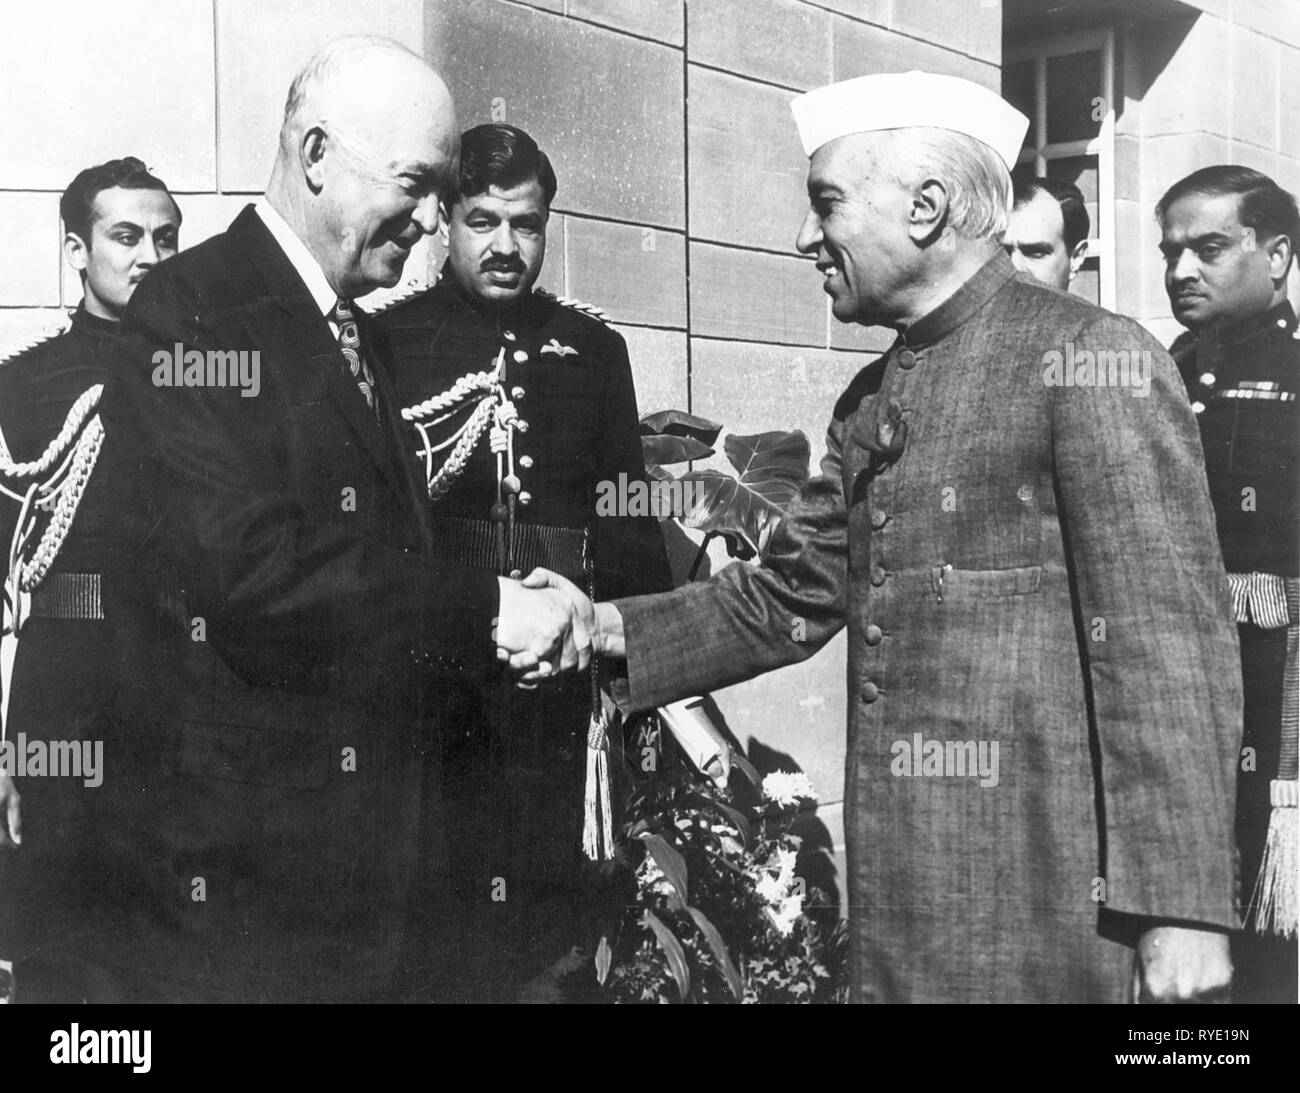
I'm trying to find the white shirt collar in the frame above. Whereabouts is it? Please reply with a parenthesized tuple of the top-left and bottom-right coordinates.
(254, 198, 338, 319)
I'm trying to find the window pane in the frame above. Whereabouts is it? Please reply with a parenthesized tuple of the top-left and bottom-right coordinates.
(1003, 59, 1036, 143)
(1046, 154, 1098, 205)
(1046, 49, 1101, 144)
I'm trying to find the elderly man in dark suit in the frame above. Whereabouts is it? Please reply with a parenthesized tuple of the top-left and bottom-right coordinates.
(94, 36, 587, 1003)
(525, 71, 1242, 1004)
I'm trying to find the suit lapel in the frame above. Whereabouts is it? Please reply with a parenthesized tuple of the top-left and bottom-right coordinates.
(364, 314, 435, 550)
(228, 207, 401, 493)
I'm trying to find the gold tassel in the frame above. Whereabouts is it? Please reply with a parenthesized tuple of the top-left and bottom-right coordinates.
(1252, 778, 1297, 938)
(583, 705, 614, 861)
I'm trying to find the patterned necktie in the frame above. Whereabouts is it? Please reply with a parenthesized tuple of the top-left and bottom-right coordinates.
(330, 297, 378, 416)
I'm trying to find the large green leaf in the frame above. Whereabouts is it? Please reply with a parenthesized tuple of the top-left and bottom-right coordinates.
(638, 831, 689, 909)
(678, 431, 811, 556)
(687, 906, 744, 1001)
(642, 909, 691, 1002)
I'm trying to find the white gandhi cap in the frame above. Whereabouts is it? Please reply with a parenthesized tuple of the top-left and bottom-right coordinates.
(790, 71, 1029, 170)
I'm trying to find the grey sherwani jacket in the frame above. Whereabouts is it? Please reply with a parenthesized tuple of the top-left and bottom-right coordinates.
(614, 253, 1241, 1003)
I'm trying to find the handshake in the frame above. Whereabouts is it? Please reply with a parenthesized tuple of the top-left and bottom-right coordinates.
(493, 568, 625, 685)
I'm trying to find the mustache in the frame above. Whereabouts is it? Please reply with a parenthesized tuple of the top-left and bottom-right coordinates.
(481, 257, 525, 274)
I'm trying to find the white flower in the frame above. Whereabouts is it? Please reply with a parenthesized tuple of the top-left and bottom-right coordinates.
(765, 894, 804, 937)
(761, 771, 818, 808)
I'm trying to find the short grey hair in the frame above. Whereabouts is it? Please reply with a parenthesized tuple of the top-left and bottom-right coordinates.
(280, 36, 421, 147)
(874, 127, 1013, 243)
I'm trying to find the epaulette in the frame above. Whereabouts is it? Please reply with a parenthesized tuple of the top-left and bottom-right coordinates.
(0, 312, 73, 368)
(536, 289, 615, 328)
(363, 276, 434, 316)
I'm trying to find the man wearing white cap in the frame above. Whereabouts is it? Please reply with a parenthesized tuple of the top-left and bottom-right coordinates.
(529, 71, 1242, 1002)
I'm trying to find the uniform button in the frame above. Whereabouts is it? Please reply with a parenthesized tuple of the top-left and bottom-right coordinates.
(869, 564, 887, 586)
(518, 454, 534, 469)
(508, 569, 523, 580)
(861, 681, 880, 702)
(516, 419, 530, 433)
(501, 474, 521, 495)
(1191, 400, 1206, 414)
(502, 330, 517, 342)
(1016, 484, 1033, 502)
(1198, 371, 1216, 387)
(511, 386, 526, 400)
(870, 508, 888, 529)
(512, 350, 528, 364)
(519, 491, 533, 506)
(864, 624, 883, 646)
(897, 350, 917, 370)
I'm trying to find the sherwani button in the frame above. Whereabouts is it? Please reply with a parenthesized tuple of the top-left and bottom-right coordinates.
(871, 508, 888, 529)
(897, 350, 917, 370)
(869, 564, 887, 586)
(861, 681, 880, 702)
(513, 350, 529, 364)
(864, 624, 883, 645)
(519, 455, 534, 469)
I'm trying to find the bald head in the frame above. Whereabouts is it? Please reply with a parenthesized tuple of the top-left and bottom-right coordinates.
(268, 36, 458, 298)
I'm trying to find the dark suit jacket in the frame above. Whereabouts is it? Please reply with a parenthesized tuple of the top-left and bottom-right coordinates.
(94, 205, 501, 1001)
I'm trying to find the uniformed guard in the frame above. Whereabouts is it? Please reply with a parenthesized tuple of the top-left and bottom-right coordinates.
(379, 124, 671, 999)
(0, 156, 181, 1001)
(1159, 165, 1299, 1003)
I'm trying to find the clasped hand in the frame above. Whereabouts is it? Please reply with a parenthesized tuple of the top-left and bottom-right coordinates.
(494, 568, 597, 687)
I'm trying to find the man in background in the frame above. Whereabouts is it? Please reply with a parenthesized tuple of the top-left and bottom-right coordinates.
(382, 123, 671, 999)
(1004, 175, 1090, 292)
(0, 157, 181, 1002)
(1159, 165, 1299, 1003)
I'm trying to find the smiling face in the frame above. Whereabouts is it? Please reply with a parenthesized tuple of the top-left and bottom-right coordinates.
(446, 179, 549, 306)
(1160, 191, 1285, 330)
(794, 134, 920, 327)
(301, 53, 457, 299)
(66, 187, 180, 320)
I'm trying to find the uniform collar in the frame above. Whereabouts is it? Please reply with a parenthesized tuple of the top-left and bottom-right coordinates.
(69, 301, 120, 339)
(437, 260, 548, 328)
(1196, 300, 1297, 349)
(898, 250, 1017, 349)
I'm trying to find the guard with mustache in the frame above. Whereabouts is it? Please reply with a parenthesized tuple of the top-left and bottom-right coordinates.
(380, 123, 671, 1000)
(1160, 166, 1300, 1003)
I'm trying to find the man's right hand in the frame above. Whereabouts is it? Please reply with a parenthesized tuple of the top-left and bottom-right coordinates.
(494, 573, 593, 681)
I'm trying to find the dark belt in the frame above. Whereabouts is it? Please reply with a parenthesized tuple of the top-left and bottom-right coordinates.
(427, 516, 587, 581)
(30, 571, 102, 621)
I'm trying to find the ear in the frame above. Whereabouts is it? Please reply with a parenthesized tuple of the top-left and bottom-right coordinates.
(299, 125, 328, 193)
(64, 231, 89, 274)
(1265, 232, 1292, 283)
(908, 178, 949, 244)
(1068, 238, 1090, 282)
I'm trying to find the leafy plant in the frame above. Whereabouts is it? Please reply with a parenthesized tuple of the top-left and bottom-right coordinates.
(595, 763, 847, 1004)
(640, 410, 811, 573)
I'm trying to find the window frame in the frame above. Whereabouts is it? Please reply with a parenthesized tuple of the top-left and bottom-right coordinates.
(1006, 27, 1116, 311)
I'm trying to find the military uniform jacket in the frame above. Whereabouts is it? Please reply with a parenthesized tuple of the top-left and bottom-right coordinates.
(380, 274, 671, 601)
(1173, 301, 1298, 578)
(614, 253, 1242, 1003)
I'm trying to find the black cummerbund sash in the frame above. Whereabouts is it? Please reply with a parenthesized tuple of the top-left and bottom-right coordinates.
(427, 516, 587, 581)
(30, 571, 102, 621)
